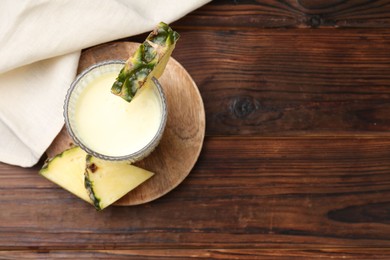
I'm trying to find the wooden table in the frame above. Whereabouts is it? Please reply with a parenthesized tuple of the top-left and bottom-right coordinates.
(1, 1, 390, 258)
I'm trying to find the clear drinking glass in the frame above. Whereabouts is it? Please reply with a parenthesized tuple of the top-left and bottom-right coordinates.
(64, 60, 167, 163)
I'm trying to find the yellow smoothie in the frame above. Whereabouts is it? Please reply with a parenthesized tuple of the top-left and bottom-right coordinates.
(73, 71, 162, 157)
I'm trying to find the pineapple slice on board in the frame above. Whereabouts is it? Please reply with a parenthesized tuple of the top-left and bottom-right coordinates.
(85, 155, 154, 210)
(111, 22, 180, 102)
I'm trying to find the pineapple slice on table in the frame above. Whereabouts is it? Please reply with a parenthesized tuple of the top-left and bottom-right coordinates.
(40, 146, 91, 203)
(111, 21, 180, 102)
(40, 147, 154, 210)
(85, 155, 154, 211)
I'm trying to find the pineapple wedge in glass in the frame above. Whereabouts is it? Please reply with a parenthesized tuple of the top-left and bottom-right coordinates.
(111, 22, 180, 102)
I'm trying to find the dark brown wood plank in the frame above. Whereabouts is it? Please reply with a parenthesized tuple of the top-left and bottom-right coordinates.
(1, 249, 389, 259)
(1, 137, 389, 249)
(165, 29, 390, 136)
(174, 0, 390, 28)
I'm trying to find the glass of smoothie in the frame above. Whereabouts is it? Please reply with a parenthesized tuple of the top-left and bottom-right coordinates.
(64, 60, 167, 162)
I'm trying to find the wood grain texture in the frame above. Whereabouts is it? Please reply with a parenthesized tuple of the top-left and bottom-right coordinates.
(47, 42, 205, 206)
(1, 137, 389, 249)
(174, 0, 390, 28)
(1, 249, 390, 259)
(168, 29, 390, 136)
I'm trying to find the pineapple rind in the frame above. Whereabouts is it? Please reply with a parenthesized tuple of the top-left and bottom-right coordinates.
(84, 155, 102, 210)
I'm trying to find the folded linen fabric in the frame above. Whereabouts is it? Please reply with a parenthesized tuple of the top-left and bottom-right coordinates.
(0, 0, 210, 167)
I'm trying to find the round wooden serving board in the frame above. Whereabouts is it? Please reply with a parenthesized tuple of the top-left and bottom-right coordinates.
(47, 42, 205, 206)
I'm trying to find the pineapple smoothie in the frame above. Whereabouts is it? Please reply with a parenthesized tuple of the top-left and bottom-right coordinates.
(74, 70, 162, 156)
(65, 61, 166, 160)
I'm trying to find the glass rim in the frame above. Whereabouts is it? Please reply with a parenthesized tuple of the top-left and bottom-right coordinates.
(63, 60, 168, 162)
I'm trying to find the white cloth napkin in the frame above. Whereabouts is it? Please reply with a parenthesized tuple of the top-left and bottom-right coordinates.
(0, 0, 210, 167)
